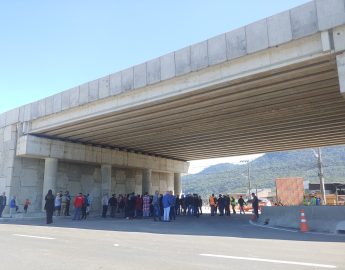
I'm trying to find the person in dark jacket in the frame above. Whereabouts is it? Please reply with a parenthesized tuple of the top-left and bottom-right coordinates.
(0, 192, 7, 217)
(251, 193, 259, 220)
(238, 195, 246, 214)
(217, 194, 224, 216)
(192, 194, 200, 218)
(44, 190, 55, 224)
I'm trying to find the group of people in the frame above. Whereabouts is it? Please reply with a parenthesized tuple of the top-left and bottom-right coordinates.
(101, 191, 203, 222)
(209, 194, 241, 216)
(209, 193, 259, 219)
(0, 192, 31, 218)
(8, 188, 259, 224)
(44, 190, 92, 224)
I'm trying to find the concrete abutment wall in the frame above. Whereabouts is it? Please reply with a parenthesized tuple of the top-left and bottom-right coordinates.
(0, 128, 186, 214)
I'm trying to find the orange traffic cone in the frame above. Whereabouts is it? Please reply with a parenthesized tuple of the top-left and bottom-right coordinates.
(299, 209, 309, 232)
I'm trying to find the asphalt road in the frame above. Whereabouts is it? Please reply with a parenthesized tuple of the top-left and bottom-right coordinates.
(0, 214, 344, 270)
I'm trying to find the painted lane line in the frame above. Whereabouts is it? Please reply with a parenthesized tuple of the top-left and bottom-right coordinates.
(113, 244, 120, 247)
(200, 254, 336, 268)
(12, 234, 55, 240)
(249, 220, 298, 232)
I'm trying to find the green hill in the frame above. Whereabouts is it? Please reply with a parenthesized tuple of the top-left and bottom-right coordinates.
(182, 146, 345, 198)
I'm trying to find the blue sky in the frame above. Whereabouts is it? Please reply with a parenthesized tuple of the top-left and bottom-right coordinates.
(0, 1, 310, 170)
(0, 0, 310, 114)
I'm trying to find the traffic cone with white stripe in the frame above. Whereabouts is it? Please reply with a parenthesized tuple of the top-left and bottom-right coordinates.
(299, 209, 309, 232)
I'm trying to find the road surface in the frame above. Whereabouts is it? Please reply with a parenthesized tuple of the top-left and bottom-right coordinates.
(0, 214, 344, 269)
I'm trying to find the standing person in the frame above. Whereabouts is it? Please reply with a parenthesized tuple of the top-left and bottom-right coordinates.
(0, 192, 7, 217)
(65, 191, 71, 216)
(180, 194, 186, 215)
(230, 196, 237, 214)
(218, 194, 224, 216)
(159, 194, 164, 218)
(73, 193, 84, 220)
(224, 195, 230, 216)
(23, 198, 31, 214)
(142, 192, 150, 218)
(44, 190, 55, 224)
(102, 193, 109, 218)
(81, 194, 88, 220)
(186, 194, 193, 215)
(209, 194, 216, 216)
(152, 191, 161, 222)
(9, 196, 17, 218)
(55, 192, 62, 216)
(192, 194, 200, 218)
(109, 194, 117, 218)
(135, 194, 143, 218)
(162, 191, 171, 222)
(118, 195, 125, 214)
(198, 196, 203, 215)
(169, 191, 176, 221)
(60, 192, 67, 216)
(251, 193, 259, 220)
(175, 195, 181, 216)
(238, 195, 246, 214)
(86, 194, 92, 217)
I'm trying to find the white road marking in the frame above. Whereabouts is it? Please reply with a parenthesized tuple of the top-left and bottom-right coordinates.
(12, 234, 55, 240)
(113, 244, 120, 247)
(249, 220, 298, 232)
(200, 254, 336, 268)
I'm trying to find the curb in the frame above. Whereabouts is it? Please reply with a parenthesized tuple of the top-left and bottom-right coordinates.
(249, 220, 345, 237)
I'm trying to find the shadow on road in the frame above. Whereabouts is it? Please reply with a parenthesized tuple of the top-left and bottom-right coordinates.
(1, 213, 344, 243)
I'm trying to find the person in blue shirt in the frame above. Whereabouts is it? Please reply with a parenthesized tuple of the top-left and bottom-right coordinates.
(9, 196, 17, 218)
(162, 191, 171, 222)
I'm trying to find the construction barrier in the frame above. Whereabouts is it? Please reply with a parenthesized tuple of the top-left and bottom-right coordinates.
(260, 206, 345, 233)
(299, 209, 309, 232)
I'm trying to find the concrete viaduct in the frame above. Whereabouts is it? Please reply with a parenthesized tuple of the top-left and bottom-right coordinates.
(1, 0, 345, 212)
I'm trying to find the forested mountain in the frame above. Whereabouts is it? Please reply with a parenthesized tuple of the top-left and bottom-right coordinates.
(182, 146, 345, 198)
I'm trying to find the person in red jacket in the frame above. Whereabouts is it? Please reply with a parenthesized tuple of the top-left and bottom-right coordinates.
(73, 193, 84, 220)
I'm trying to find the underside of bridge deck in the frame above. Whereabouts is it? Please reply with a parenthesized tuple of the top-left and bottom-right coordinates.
(32, 54, 345, 161)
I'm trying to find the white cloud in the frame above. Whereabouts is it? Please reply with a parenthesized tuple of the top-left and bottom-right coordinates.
(187, 153, 264, 174)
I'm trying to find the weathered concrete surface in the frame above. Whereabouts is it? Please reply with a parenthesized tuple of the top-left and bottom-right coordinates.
(16, 135, 189, 173)
(261, 206, 345, 233)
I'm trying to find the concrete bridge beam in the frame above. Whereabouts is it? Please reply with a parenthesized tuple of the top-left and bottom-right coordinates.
(337, 52, 345, 95)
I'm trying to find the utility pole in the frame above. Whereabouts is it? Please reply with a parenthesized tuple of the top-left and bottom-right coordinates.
(313, 148, 326, 205)
(317, 148, 327, 205)
(241, 160, 251, 200)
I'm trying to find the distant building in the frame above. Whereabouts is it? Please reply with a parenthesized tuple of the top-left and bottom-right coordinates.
(308, 183, 345, 195)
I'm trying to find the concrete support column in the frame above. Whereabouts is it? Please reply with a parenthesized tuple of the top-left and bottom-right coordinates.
(101, 164, 112, 197)
(42, 158, 58, 210)
(174, 173, 182, 195)
(142, 169, 152, 195)
(337, 52, 345, 96)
